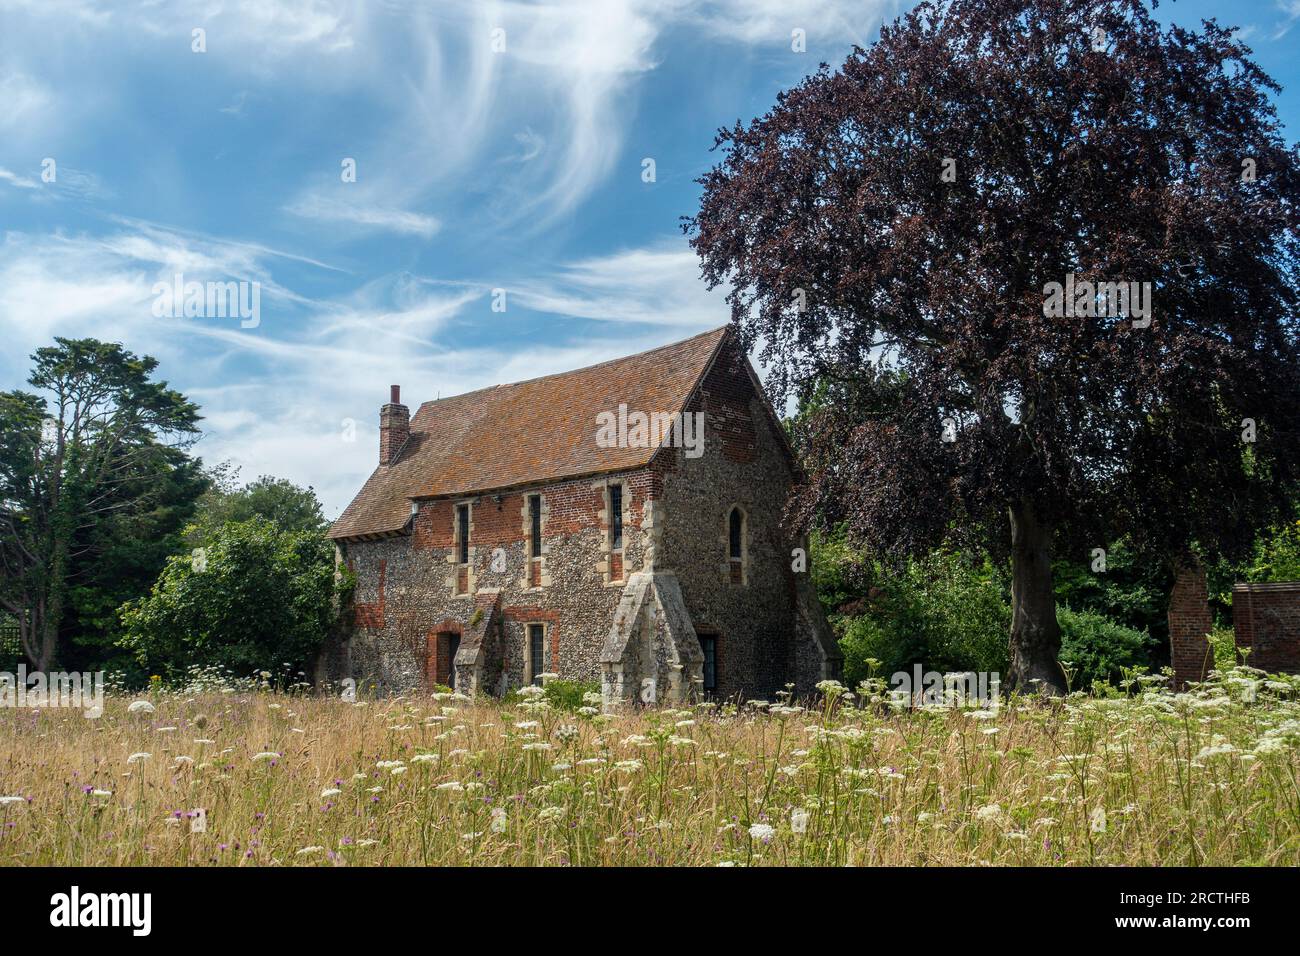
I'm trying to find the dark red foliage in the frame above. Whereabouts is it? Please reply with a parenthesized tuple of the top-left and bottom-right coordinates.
(688, 0, 1300, 689)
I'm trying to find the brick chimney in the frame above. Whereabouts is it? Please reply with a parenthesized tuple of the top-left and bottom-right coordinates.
(379, 384, 409, 466)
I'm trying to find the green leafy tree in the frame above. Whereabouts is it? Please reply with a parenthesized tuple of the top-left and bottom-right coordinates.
(1207, 506, 1300, 620)
(0, 339, 201, 669)
(119, 517, 341, 682)
(62, 456, 208, 670)
(1240, 514, 1300, 584)
(186, 469, 327, 543)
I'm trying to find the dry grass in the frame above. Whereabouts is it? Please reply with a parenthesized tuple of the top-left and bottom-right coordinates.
(2, 672, 1299, 866)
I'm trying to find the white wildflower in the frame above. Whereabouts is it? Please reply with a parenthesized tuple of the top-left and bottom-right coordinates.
(748, 822, 776, 842)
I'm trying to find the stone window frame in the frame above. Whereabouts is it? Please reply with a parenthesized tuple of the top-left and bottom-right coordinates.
(723, 503, 749, 586)
(697, 630, 720, 697)
(524, 621, 547, 686)
(452, 500, 475, 597)
(605, 481, 626, 585)
(523, 492, 547, 591)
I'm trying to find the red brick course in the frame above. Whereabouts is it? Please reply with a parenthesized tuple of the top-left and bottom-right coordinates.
(425, 620, 462, 687)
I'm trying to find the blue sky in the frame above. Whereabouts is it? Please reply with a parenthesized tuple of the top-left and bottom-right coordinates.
(2, 0, 1298, 518)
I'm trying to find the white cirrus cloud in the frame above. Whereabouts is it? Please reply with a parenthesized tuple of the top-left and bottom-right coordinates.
(511, 237, 729, 330)
(283, 194, 441, 239)
(0, 167, 40, 189)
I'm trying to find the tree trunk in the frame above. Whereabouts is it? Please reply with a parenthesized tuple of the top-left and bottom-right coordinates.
(28, 527, 70, 672)
(1007, 500, 1065, 694)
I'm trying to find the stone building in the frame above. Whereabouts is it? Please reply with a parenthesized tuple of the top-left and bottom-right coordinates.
(327, 326, 840, 706)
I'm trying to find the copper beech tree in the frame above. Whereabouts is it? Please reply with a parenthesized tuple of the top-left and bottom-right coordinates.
(689, 0, 1300, 692)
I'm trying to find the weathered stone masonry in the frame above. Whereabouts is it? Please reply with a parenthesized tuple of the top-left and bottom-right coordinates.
(327, 327, 841, 706)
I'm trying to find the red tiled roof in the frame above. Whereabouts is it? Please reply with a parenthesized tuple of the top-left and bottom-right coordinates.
(329, 326, 731, 540)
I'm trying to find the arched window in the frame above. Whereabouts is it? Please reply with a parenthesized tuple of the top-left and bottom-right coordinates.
(728, 507, 743, 561)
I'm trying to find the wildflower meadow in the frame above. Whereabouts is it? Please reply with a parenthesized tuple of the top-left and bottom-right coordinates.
(2, 669, 1298, 867)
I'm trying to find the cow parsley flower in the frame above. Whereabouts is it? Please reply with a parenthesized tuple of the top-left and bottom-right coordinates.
(748, 822, 775, 843)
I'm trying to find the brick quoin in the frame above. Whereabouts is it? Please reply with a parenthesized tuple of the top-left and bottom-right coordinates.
(1168, 559, 1213, 690)
(1233, 582, 1300, 674)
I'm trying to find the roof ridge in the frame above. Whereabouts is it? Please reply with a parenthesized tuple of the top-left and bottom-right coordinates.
(412, 325, 731, 412)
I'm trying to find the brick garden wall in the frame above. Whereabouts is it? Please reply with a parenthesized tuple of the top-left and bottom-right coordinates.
(1233, 582, 1300, 674)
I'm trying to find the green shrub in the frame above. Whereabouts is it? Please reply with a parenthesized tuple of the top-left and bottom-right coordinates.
(1206, 625, 1239, 673)
(118, 517, 342, 685)
(1057, 607, 1154, 690)
(1243, 517, 1300, 583)
(543, 679, 601, 712)
(1053, 539, 1171, 649)
(832, 549, 1010, 687)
